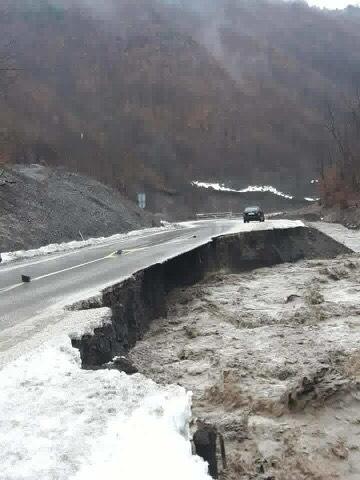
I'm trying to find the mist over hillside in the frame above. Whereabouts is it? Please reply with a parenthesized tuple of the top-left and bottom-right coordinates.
(1, 0, 360, 198)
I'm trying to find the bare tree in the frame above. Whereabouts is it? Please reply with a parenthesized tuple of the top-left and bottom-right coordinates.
(0, 32, 20, 169)
(0, 40, 18, 93)
(323, 97, 360, 207)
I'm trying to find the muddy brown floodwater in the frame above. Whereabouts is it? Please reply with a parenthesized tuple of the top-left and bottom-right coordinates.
(130, 253, 360, 480)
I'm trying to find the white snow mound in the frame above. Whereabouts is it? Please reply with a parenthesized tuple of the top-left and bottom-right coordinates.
(0, 336, 210, 480)
(67, 307, 113, 340)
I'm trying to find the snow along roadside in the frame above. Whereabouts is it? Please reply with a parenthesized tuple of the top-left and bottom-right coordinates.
(1, 222, 183, 264)
(0, 320, 211, 480)
(192, 181, 320, 202)
(192, 181, 294, 199)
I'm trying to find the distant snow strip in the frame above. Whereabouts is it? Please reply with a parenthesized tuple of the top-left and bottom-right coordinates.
(0, 334, 210, 480)
(1, 223, 181, 264)
(192, 181, 294, 199)
(304, 197, 320, 202)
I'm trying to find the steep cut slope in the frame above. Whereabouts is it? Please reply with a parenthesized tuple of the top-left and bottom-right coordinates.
(0, 165, 157, 251)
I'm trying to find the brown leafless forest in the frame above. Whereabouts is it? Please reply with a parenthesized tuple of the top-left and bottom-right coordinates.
(1, 0, 360, 202)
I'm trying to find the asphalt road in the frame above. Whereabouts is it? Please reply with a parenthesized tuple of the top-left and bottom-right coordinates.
(0, 219, 302, 363)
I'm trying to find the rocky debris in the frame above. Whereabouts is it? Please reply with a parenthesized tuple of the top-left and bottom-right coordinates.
(344, 260, 358, 270)
(331, 441, 349, 460)
(305, 284, 324, 305)
(80, 355, 139, 375)
(107, 356, 139, 375)
(184, 324, 201, 339)
(0, 165, 157, 251)
(67, 295, 104, 311)
(319, 265, 350, 281)
(284, 366, 351, 411)
(0, 169, 16, 186)
(285, 294, 301, 304)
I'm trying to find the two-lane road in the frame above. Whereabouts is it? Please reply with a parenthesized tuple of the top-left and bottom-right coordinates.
(0, 219, 303, 364)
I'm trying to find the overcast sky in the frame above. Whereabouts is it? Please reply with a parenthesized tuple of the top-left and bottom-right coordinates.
(307, 0, 359, 8)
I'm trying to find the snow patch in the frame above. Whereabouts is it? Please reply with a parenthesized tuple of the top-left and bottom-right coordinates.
(73, 389, 209, 480)
(192, 181, 294, 199)
(238, 185, 294, 199)
(304, 197, 320, 202)
(266, 211, 285, 218)
(0, 336, 210, 480)
(67, 307, 112, 340)
(1, 223, 182, 264)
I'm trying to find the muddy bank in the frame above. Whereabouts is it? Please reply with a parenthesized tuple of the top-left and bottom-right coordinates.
(130, 254, 360, 480)
(276, 203, 360, 230)
(70, 226, 350, 368)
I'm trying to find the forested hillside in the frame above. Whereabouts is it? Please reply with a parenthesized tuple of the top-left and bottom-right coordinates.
(1, 0, 360, 198)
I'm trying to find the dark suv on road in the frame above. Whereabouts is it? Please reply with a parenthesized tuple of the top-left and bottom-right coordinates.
(243, 206, 265, 223)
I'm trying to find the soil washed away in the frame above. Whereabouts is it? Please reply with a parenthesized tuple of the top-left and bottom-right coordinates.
(130, 254, 360, 480)
(70, 227, 349, 368)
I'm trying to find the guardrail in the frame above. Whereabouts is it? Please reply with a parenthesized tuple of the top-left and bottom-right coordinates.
(195, 212, 242, 219)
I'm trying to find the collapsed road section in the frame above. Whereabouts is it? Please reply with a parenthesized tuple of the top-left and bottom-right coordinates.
(70, 225, 350, 369)
(67, 224, 356, 479)
(0, 223, 355, 480)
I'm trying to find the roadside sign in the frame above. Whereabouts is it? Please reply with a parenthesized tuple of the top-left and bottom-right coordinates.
(137, 192, 146, 209)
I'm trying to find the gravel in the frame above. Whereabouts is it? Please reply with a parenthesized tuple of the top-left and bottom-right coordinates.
(0, 165, 157, 251)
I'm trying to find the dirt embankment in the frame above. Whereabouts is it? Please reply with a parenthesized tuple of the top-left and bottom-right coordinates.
(0, 165, 157, 251)
(130, 254, 360, 480)
(321, 206, 360, 230)
(276, 203, 360, 230)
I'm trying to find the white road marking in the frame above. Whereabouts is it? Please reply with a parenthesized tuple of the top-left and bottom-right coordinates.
(0, 240, 192, 295)
(28, 254, 115, 281)
(0, 282, 25, 294)
(0, 253, 117, 294)
(0, 241, 125, 273)
(0, 244, 152, 294)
